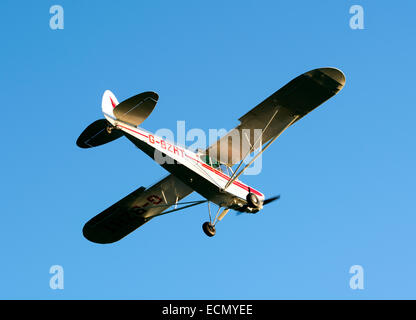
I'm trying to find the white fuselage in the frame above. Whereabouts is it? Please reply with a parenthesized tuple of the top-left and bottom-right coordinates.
(112, 121, 264, 208)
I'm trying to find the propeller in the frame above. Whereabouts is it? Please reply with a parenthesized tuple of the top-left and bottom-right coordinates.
(236, 194, 280, 215)
(263, 195, 280, 205)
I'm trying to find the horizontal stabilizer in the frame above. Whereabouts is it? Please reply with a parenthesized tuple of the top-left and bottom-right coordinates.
(113, 91, 158, 127)
(76, 119, 123, 148)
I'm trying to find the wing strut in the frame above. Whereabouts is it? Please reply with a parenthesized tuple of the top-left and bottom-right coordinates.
(149, 200, 207, 218)
(225, 106, 280, 186)
(224, 114, 300, 190)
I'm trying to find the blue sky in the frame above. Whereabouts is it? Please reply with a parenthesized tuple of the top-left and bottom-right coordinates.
(1, 1, 415, 299)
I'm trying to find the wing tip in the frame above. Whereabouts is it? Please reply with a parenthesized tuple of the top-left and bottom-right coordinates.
(315, 67, 346, 87)
(82, 224, 118, 244)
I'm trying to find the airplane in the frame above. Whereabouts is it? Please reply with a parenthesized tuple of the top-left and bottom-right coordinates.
(77, 67, 345, 243)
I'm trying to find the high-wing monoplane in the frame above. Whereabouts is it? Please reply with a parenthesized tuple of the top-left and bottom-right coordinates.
(77, 67, 345, 243)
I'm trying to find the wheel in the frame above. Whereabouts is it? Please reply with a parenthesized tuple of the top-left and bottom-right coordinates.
(246, 192, 261, 209)
(202, 222, 216, 237)
(106, 125, 113, 134)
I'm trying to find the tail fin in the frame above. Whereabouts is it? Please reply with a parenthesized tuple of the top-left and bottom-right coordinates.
(77, 90, 159, 149)
(76, 90, 122, 149)
(101, 90, 119, 125)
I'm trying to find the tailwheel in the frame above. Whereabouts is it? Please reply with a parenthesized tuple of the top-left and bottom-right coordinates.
(202, 222, 216, 237)
(106, 125, 115, 134)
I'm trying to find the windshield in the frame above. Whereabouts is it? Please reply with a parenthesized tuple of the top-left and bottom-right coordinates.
(199, 155, 228, 174)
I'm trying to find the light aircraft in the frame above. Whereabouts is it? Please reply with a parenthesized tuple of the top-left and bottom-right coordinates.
(77, 67, 345, 243)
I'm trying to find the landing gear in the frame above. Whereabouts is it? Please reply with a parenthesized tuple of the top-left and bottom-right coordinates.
(202, 222, 216, 237)
(202, 203, 230, 237)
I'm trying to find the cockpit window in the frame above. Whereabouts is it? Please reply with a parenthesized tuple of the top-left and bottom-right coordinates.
(219, 164, 229, 174)
(211, 159, 220, 169)
(199, 154, 229, 174)
(200, 155, 211, 166)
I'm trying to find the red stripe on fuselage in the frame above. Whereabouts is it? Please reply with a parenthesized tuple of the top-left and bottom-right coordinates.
(118, 125, 148, 138)
(119, 125, 263, 197)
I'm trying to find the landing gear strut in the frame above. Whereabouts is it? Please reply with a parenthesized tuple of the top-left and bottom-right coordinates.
(202, 222, 216, 237)
(202, 203, 230, 237)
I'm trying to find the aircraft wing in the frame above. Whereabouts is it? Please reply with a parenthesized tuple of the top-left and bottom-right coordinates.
(82, 174, 193, 244)
(206, 67, 346, 165)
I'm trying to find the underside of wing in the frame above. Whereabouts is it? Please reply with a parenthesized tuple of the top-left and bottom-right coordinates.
(113, 91, 159, 127)
(82, 175, 193, 244)
(76, 119, 124, 148)
(206, 67, 346, 165)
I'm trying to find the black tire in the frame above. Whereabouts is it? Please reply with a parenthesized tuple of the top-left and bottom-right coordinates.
(246, 192, 261, 209)
(202, 222, 216, 237)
